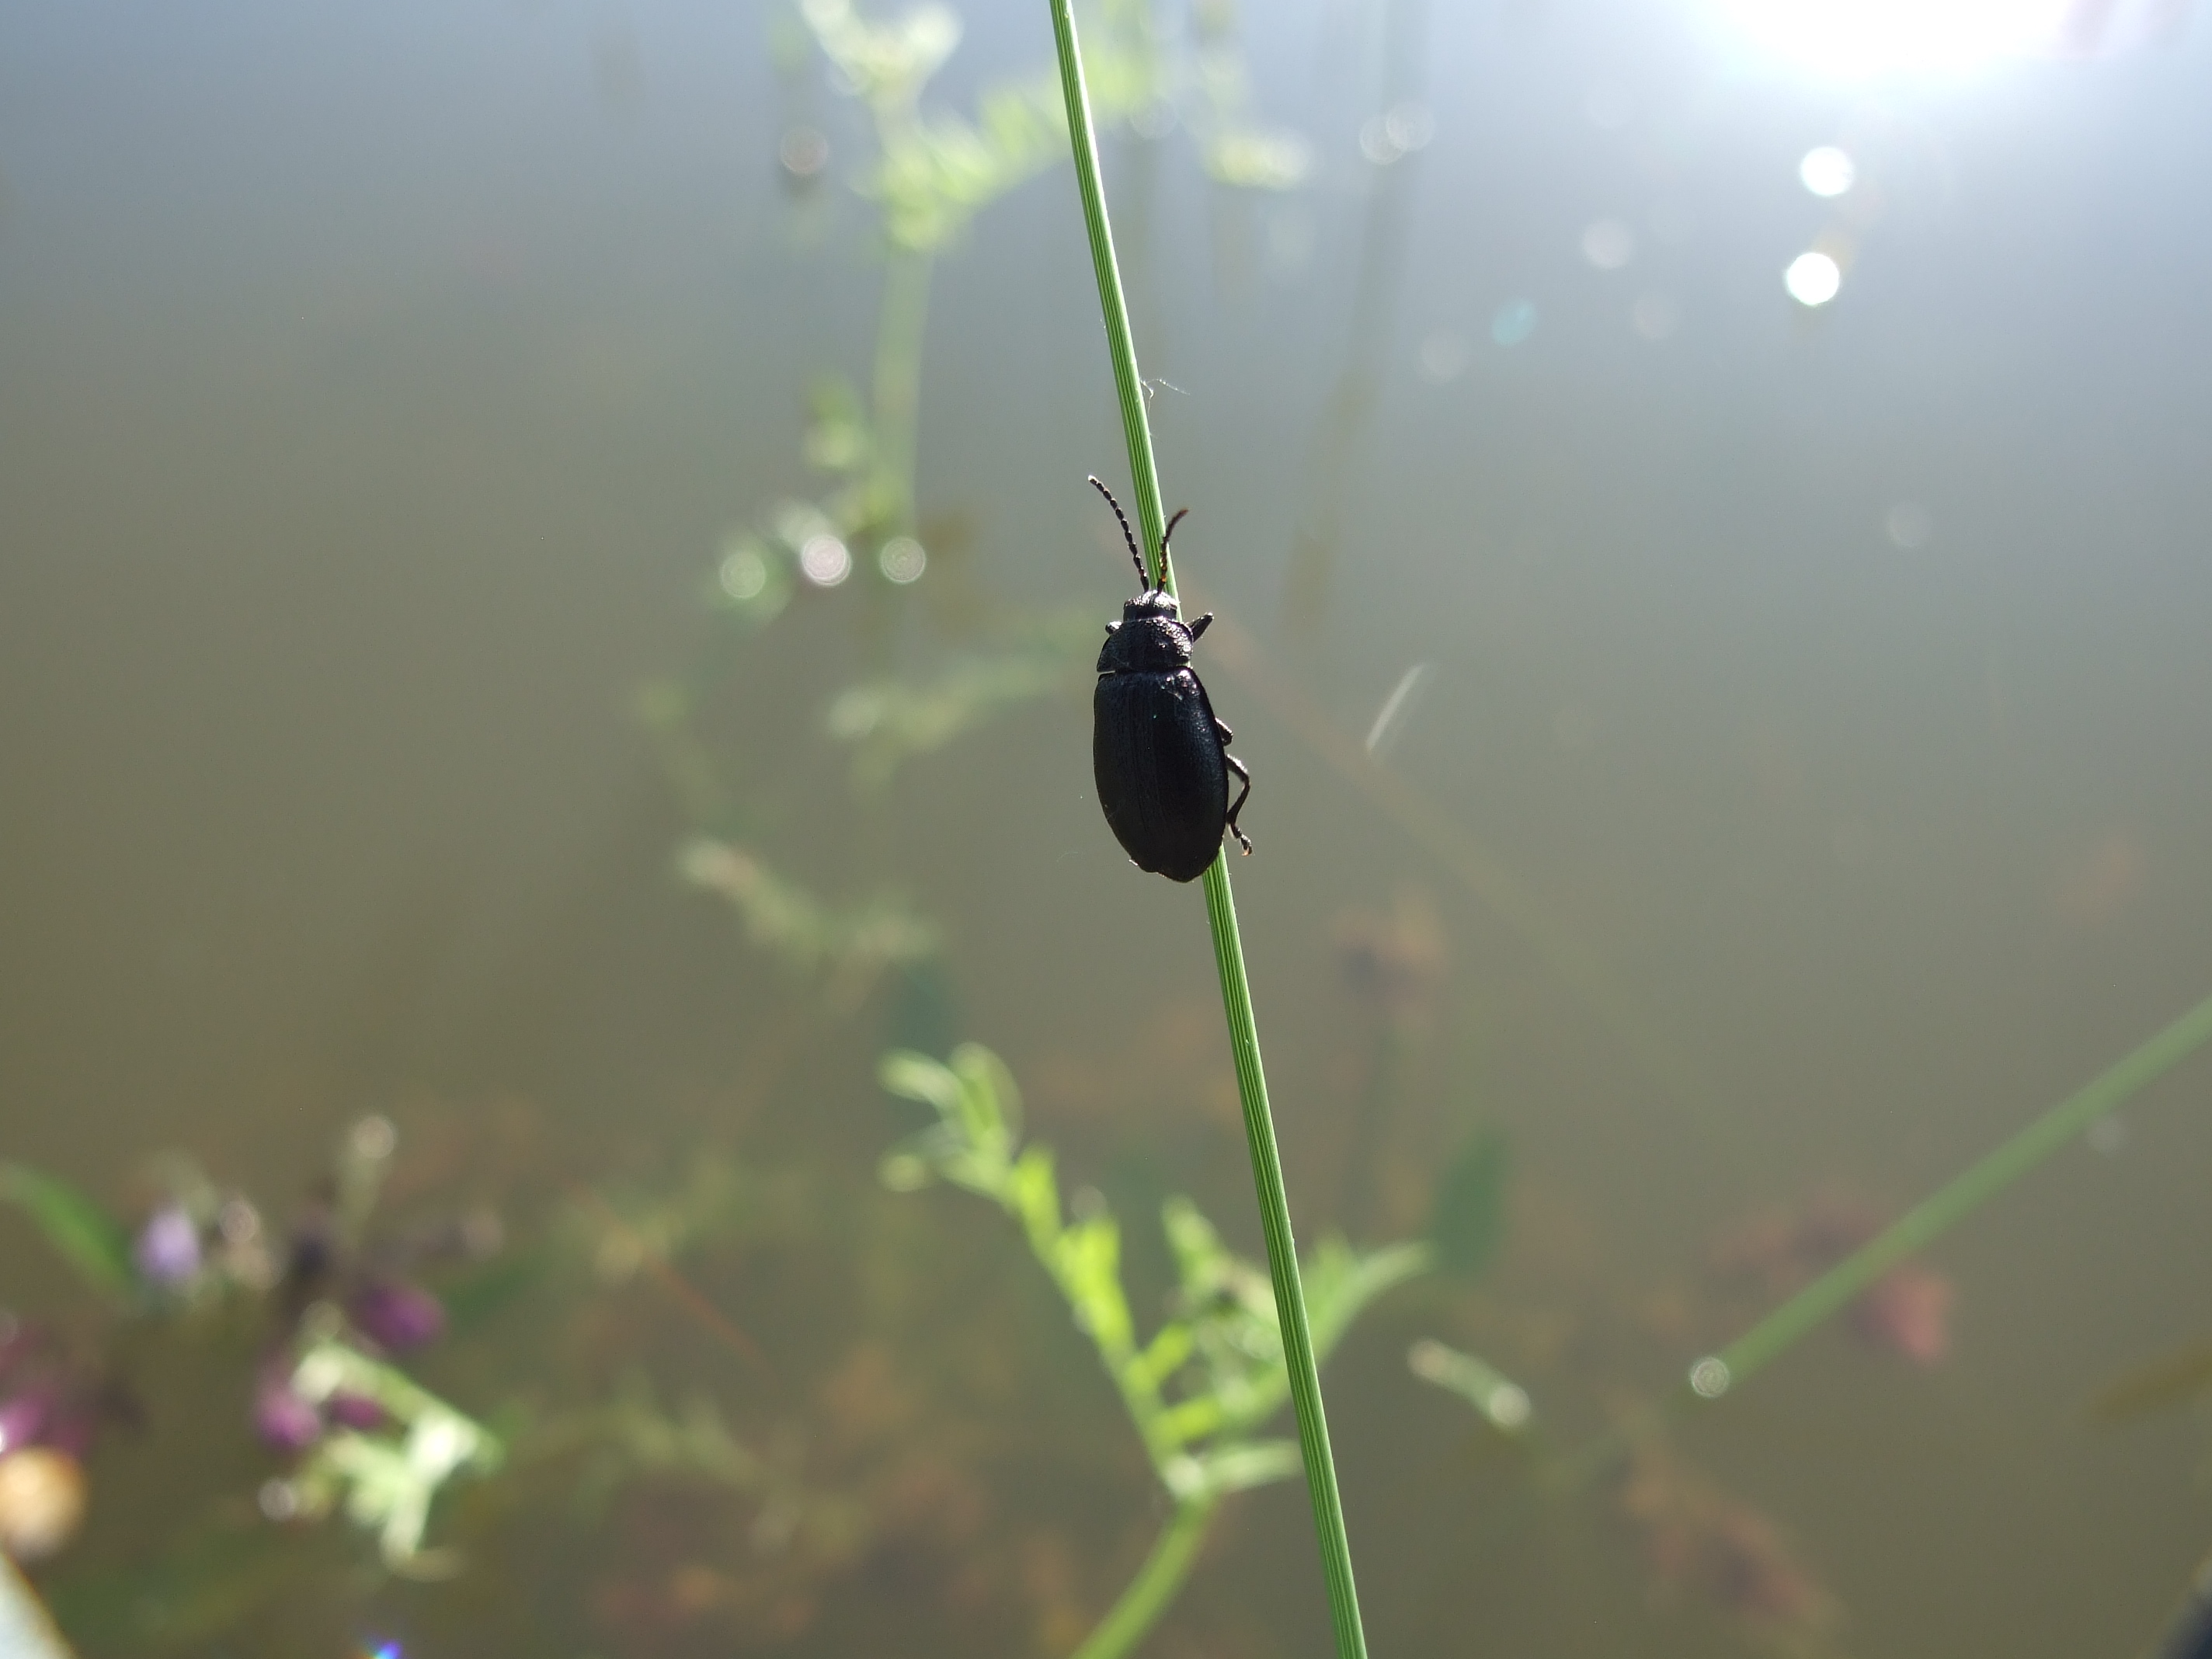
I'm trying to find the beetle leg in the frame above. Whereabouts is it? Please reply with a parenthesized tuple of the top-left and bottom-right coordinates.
(1223, 751, 1254, 854)
(1188, 612, 1214, 642)
(1213, 718, 1233, 743)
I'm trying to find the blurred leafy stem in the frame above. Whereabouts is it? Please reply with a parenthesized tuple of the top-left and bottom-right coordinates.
(826, 608, 1099, 790)
(0, 1162, 136, 1303)
(1548, 984, 2212, 1494)
(722, 0, 1306, 590)
(542, 1371, 870, 1557)
(787, 0, 1166, 552)
(880, 1045, 1426, 1659)
(659, 0, 1306, 996)
(676, 833, 938, 1007)
(1045, 2, 1374, 1657)
(279, 1337, 503, 1576)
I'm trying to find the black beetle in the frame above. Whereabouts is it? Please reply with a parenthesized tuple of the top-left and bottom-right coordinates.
(1088, 476, 1252, 883)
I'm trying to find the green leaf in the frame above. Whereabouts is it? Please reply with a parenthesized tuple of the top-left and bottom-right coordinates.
(1055, 1212, 1135, 1358)
(438, 1247, 548, 1332)
(1407, 1338, 1532, 1434)
(879, 1050, 963, 1117)
(1305, 1238, 1431, 1363)
(1127, 1322, 1193, 1394)
(949, 1042, 1021, 1146)
(1186, 1438, 1301, 1497)
(0, 1161, 135, 1299)
(1428, 1129, 1510, 1279)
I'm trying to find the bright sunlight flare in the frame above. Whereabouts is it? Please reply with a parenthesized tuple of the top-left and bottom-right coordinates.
(1715, 0, 2078, 79)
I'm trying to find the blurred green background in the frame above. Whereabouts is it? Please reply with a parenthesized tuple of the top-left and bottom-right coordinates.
(4, 0, 2212, 1654)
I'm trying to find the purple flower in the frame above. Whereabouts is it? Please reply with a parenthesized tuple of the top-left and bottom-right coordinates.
(325, 1392, 386, 1431)
(134, 1205, 203, 1286)
(0, 1393, 47, 1454)
(40, 1403, 97, 1459)
(253, 1367, 322, 1455)
(346, 1282, 445, 1353)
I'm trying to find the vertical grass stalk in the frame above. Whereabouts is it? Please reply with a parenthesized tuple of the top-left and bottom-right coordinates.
(1046, 7, 1371, 1658)
(872, 247, 934, 534)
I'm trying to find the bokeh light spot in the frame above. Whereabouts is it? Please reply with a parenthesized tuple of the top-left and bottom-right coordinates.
(1633, 293, 1679, 341)
(800, 534, 852, 587)
(1800, 144, 1857, 197)
(1581, 218, 1636, 270)
(1784, 251, 1842, 306)
(719, 547, 768, 601)
(1358, 100, 1434, 165)
(777, 126, 829, 182)
(1715, 0, 2076, 80)
(2086, 1115, 2129, 1155)
(1490, 299, 1538, 346)
(878, 537, 927, 584)
(1885, 502, 1933, 548)
(1417, 330, 1469, 383)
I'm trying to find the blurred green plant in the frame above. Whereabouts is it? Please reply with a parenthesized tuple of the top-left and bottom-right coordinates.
(0, 1163, 135, 1305)
(1425, 1128, 1508, 1279)
(1542, 985, 2212, 1497)
(275, 1337, 503, 1577)
(677, 836, 939, 1005)
(554, 1371, 869, 1558)
(655, 1, 1317, 1007)
(826, 609, 1097, 791)
(1406, 1338, 1531, 1436)
(878, 1044, 1427, 1659)
(1, 1120, 516, 1608)
(2092, 1334, 2212, 1424)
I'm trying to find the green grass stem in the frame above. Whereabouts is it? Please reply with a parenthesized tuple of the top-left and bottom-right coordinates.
(1068, 1497, 1220, 1659)
(1046, 6, 1371, 1659)
(871, 247, 933, 534)
(1548, 985, 2212, 1492)
(1697, 985, 2212, 1395)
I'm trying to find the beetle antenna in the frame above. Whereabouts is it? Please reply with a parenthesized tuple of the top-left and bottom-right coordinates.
(1088, 475, 1152, 592)
(1160, 508, 1189, 572)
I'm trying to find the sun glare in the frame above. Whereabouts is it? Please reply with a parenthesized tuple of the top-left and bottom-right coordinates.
(1715, 0, 2077, 79)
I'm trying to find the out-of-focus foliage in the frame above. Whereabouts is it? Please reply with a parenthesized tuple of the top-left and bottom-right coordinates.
(1186, 0, 1310, 188)
(568, 1155, 781, 1290)
(1428, 1129, 1509, 1279)
(1616, 1441, 1841, 1657)
(2, 1120, 506, 1588)
(2090, 1335, 2212, 1423)
(0, 1164, 135, 1304)
(678, 837, 939, 1002)
(878, 1045, 1427, 1502)
(0, 1554, 71, 1659)
(795, 0, 1309, 255)
(653, 0, 1325, 1028)
(827, 610, 1097, 791)
(557, 1372, 868, 1558)
(803, 0, 1069, 254)
(1406, 1337, 1531, 1435)
(279, 1337, 503, 1575)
